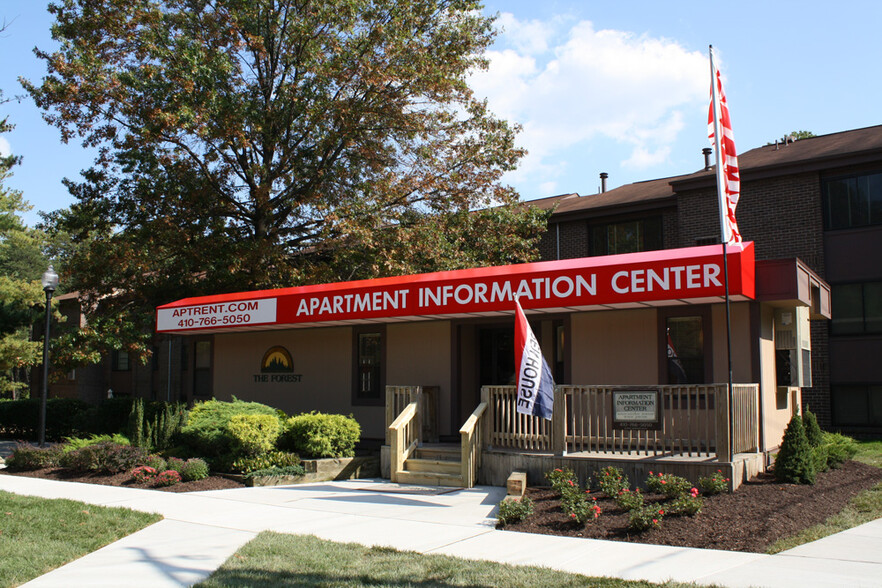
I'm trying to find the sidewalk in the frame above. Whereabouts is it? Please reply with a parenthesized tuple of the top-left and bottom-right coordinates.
(1, 473, 881, 588)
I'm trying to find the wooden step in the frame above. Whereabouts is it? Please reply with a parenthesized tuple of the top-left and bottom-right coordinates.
(404, 457, 461, 475)
(393, 470, 463, 488)
(413, 445, 460, 461)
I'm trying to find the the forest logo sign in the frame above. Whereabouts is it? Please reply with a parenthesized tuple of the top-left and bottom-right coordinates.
(253, 346, 302, 383)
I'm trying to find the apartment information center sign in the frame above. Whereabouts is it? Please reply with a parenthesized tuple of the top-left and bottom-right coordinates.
(156, 243, 755, 333)
(613, 389, 661, 430)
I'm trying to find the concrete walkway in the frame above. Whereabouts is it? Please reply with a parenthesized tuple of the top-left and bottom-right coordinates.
(1, 472, 881, 588)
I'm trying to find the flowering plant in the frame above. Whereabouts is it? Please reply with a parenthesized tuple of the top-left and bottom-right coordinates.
(613, 487, 645, 511)
(628, 505, 664, 532)
(645, 471, 691, 498)
(545, 467, 577, 497)
(496, 497, 534, 526)
(667, 493, 703, 516)
(698, 470, 730, 495)
(597, 466, 629, 498)
(155, 469, 182, 487)
(131, 465, 157, 484)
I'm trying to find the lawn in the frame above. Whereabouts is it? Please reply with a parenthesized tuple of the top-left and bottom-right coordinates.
(195, 532, 696, 588)
(0, 491, 161, 587)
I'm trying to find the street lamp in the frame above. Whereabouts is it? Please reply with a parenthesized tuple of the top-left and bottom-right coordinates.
(38, 265, 58, 447)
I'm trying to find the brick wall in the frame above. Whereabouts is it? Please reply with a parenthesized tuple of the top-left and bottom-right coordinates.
(540, 219, 588, 261)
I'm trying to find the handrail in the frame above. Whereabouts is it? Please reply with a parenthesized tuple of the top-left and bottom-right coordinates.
(389, 401, 419, 482)
(459, 401, 487, 488)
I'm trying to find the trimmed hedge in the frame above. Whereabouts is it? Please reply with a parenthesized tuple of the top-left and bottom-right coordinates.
(0, 398, 90, 441)
(179, 398, 280, 461)
(279, 412, 360, 458)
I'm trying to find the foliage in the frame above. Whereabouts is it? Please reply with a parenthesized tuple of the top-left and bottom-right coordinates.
(544, 467, 577, 496)
(62, 433, 131, 453)
(244, 464, 307, 480)
(698, 470, 730, 495)
(822, 432, 859, 469)
(128, 398, 188, 452)
(0, 397, 90, 440)
(666, 492, 703, 516)
(496, 497, 534, 526)
(155, 469, 182, 486)
(179, 458, 210, 482)
(226, 413, 282, 456)
(5, 444, 62, 470)
(628, 505, 665, 532)
(228, 451, 302, 475)
(555, 475, 601, 526)
(164, 456, 186, 475)
(597, 466, 629, 498)
(613, 488, 645, 512)
(774, 411, 816, 484)
(279, 412, 360, 458)
(645, 471, 692, 499)
(58, 441, 147, 473)
(144, 454, 167, 472)
(802, 408, 823, 448)
(131, 465, 158, 483)
(180, 398, 279, 460)
(72, 397, 140, 436)
(29, 0, 548, 357)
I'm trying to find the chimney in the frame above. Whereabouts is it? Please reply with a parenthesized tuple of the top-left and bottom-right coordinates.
(600, 172, 608, 193)
(702, 147, 713, 171)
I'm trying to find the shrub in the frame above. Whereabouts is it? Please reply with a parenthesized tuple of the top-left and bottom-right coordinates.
(59, 442, 147, 473)
(496, 497, 535, 526)
(597, 466, 629, 498)
(165, 457, 186, 475)
(131, 465, 158, 483)
(614, 488, 645, 511)
(227, 413, 281, 456)
(244, 464, 307, 480)
(73, 397, 138, 436)
(228, 451, 301, 475)
(0, 398, 90, 440)
(279, 412, 360, 458)
(63, 434, 131, 453)
(802, 407, 824, 448)
(180, 399, 280, 460)
(128, 399, 188, 453)
(155, 469, 182, 487)
(774, 412, 816, 484)
(180, 458, 210, 482)
(821, 432, 858, 469)
(646, 472, 692, 498)
(545, 468, 578, 496)
(5, 444, 61, 470)
(629, 505, 664, 532)
(144, 455, 168, 472)
(698, 470, 730, 495)
(667, 491, 703, 516)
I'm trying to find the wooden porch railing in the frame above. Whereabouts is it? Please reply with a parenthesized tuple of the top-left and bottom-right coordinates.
(385, 385, 438, 444)
(388, 401, 419, 482)
(483, 384, 759, 460)
(460, 401, 487, 488)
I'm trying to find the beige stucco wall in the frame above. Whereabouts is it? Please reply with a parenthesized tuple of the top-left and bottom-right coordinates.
(570, 309, 659, 384)
(711, 302, 753, 383)
(213, 327, 382, 440)
(758, 304, 800, 451)
(386, 321, 452, 433)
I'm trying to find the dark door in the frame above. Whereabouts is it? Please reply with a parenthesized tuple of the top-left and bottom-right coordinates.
(478, 326, 516, 386)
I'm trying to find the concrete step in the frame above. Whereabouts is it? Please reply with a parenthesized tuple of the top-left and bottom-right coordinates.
(393, 470, 463, 488)
(404, 457, 461, 475)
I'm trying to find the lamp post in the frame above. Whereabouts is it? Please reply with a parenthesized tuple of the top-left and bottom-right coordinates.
(38, 265, 58, 447)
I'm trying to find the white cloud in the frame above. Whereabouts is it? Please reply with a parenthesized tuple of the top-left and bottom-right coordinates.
(470, 16, 707, 190)
(0, 137, 10, 158)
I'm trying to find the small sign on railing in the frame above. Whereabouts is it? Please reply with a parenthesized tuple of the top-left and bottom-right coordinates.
(612, 389, 661, 430)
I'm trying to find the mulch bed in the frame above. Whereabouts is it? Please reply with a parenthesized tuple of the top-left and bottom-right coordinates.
(0, 467, 245, 493)
(500, 460, 882, 553)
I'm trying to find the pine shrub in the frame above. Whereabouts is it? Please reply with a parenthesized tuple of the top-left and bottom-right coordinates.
(802, 407, 823, 448)
(226, 413, 281, 456)
(180, 399, 279, 460)
(774, 412, 816, 484)
(279, 412, 360, 458)
(821, 432, 858, 469)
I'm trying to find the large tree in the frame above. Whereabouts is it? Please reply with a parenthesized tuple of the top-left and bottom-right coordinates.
(27, 0, 547, 327)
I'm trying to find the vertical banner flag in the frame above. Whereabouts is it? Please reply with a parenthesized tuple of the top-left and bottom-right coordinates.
(514, 299, 555, 420)
(666, 329, 689, 384)
(708, 46, 743, 246)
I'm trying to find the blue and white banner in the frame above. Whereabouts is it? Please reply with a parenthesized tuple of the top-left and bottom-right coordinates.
(514, 299, 555, 420)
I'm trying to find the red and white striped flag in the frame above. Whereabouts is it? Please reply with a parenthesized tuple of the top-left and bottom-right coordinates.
(708, 47, 742, 246)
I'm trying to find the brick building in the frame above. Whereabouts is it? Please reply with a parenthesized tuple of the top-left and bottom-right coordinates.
(532, 125, 882, 434)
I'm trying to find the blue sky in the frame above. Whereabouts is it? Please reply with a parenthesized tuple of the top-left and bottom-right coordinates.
(3, 1, 882, 226)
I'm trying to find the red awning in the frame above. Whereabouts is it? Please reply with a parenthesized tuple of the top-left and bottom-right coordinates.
(156, 243, 756, 334)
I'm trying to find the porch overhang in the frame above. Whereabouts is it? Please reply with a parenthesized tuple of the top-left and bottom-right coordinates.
(755, 257, 831, 319)
(156, 242, 756, 335)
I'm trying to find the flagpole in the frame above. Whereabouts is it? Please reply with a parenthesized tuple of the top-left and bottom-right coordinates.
(709, 45, 735, 462)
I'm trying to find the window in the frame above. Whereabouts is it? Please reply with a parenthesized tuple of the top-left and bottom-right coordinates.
(663, 314, 708, 384)
(353, 327, 385, 405)
(193, 340, 212, 397)
(112, 350, 130, 371)
(822, 171, 882, 229)
(831, 282, 882, 335)
(833, 384, 882, 427)
(591, 216, 663, 256)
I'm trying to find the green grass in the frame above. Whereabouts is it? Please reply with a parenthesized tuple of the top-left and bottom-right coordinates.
(0, 491, 161, 587)
(767, 439, 882, 554)
(196, 532, 704, 588)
